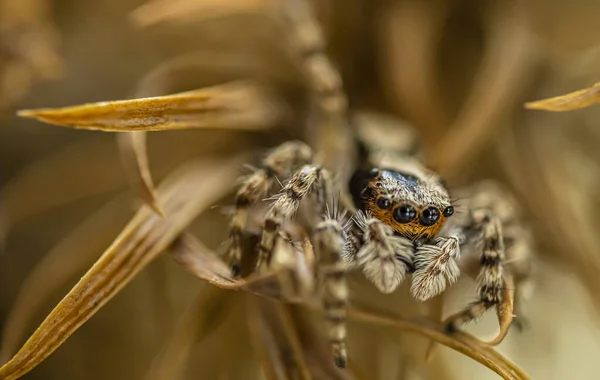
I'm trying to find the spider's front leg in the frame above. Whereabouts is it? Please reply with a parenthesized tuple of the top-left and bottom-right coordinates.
(256, 164, 332, 272)
(314, 216, 350, 368)
(227, 141, 312, 276)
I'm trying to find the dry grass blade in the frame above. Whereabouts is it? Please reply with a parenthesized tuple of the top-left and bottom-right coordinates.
(0, 153, 248, 380)
(117, 132, 163, 215)
(347, 306, 530, 380)
(17, 81, 281, 132)
(525, 81, 600, 111)
(144, 286, 232, 380)
(0, 195, 132, 363)
(131, 0, 269, 27)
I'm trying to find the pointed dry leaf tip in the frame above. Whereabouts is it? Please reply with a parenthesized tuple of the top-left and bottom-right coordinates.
(131, 0, 269, 27)
(525, 81, 600, 111)
(16, 81, 279, 132)
(0, 155, 246, 380)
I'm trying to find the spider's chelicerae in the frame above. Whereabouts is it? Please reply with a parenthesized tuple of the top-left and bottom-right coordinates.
(223, 0, 535, 370)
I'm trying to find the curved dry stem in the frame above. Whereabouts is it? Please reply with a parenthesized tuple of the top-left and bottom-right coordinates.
(143, 286, 232, 380)
(430, 6, 539, 179)
(131, 0, 269, 28)
(17, 81, 280, 132)
(0, 153, 248, 380)
(0, 194, 132, 363)
(525, 81, 600, 111)
(117, 132, 163, 215)
(347, 306, 529, 380)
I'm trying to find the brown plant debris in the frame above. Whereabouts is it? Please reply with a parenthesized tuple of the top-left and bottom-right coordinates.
(17, 81, 282, 132)
(525, 81, 600, 111)
(0, 153, 248, 380)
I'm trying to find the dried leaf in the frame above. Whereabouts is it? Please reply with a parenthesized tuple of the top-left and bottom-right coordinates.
(17, 81, 282, 132)
(131, 0, 269, 28)
(0, 153, 248, 380)
(347, 306, 530, 380)
(0, 195, 132, 363)
(525, 81, 600, 111)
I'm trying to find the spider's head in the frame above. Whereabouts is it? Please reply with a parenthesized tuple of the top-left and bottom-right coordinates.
(350, 167, 454, 241)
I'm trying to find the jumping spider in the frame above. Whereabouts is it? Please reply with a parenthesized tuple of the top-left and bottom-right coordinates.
(224, 0, 534, 370)
(223, 116, 534, 369)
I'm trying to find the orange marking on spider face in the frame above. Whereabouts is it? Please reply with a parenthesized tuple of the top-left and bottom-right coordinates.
(366, 203, 449, 240)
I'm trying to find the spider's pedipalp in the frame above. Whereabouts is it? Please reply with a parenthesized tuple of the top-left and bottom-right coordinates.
(227, 141, 312, 276)
(314, 217, 349, 368)
(411, 233, 464, 301)
(354, 211, 413, 294)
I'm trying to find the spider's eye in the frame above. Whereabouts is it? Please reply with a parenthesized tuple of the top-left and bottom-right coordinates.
(376, 197, 391, 209)
(368, 168, 380, 178)
(443, 206, 454, 217)
(420, 207, 440, 226)
(393, 204, 416, 223)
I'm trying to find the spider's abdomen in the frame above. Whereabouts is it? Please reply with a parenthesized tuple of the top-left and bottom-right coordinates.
(349, 167, 454, 241)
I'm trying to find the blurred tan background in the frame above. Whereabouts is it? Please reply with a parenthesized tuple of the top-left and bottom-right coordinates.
(2, 0, 600, 379)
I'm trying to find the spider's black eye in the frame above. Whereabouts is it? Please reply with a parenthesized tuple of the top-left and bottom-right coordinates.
(368, 168, 380, 178)
(376, 197, 391, 209)
(393, 204, 416, 223)
(443, 206, 454, 217)
(420, 207, 440, 226)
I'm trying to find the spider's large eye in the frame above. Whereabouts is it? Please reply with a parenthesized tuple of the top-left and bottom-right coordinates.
(393, 204, 416, 223)
(376, 197, 391, 209)
(420, 206, 440, 226)
(443, 206, 454, 217)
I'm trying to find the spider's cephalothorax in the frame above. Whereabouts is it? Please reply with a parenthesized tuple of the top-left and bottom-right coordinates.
(349, 167, 455, 242)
